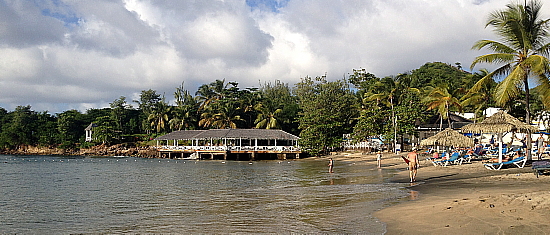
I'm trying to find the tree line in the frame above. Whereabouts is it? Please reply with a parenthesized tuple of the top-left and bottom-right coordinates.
(0, 0, 549, 156)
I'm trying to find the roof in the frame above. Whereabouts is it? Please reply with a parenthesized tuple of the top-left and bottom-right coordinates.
(417, 113, 474, 130)
(461, 110, 538, 134)
(420, 128, 473, 147)
(155, 129, 300, 140)
(85, 123, 98, 131)
(422, 113, 473, 125)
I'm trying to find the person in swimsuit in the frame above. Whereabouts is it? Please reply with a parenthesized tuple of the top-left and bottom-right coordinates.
(407, 148, 419, 182)
(328, 158, 334, 173)
(376, 151, 382, 168)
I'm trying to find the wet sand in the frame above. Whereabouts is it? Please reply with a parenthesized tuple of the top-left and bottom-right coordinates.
(330, 152, 550, 235)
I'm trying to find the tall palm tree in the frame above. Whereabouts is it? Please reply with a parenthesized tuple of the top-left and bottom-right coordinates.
(148, 101, 171, 133)
(171, 83, 199, 130)
(367, 75, 419, 152)
(470, 0, 550, 159)
(423, 86, 463, 130)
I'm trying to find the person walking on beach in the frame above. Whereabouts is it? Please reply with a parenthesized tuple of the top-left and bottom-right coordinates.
(407, 148, 419, 182)
(328, 158, 334, 173)
(376, 151, 382, 168)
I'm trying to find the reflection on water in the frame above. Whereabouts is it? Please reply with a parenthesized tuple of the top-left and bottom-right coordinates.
(0, 155, 409, 234)
(409, 190, 420, 200)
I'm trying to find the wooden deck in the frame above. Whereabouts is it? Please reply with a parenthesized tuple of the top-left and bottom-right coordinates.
(157, 145, 301, 160)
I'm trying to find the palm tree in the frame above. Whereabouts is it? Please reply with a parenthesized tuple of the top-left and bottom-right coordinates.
(423, 86, 463, 130)
(470, 0, 550, 159)
(195, 79, 238, 111)
(254, 103, 282, 129)
(148, 101, 171, 133)
(171, 83, 199, 130)
(198, 102, 243, 129)
(367, 75, 419, 152)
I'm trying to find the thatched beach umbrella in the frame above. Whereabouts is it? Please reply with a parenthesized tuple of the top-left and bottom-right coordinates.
(461, 110, 538, 162)
(420, 128, 473, 148)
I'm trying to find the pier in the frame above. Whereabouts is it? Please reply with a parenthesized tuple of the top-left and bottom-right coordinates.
(154, 129, 301, 160)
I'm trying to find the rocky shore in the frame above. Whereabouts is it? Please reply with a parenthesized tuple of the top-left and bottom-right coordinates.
(0, 144, 158, 158)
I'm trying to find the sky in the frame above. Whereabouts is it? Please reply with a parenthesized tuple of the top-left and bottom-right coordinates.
(1, 0, 549, 114)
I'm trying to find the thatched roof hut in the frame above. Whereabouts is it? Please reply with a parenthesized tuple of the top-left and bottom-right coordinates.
(461, 110, 537, 134)
(420, 128, 473, 147)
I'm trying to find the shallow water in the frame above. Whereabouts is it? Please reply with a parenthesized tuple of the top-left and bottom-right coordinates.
(0, 155, 409, 234)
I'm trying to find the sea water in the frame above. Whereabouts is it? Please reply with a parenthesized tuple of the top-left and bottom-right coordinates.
(0, 155, 410, 234)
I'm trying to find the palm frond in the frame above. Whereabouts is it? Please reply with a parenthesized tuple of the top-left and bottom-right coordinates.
(538, 42, 550, 56)
(524, 54, 550, 76)
(472, 40, 516, 54)
(493, 66, 525, 106)
(471, 53, 515, 69)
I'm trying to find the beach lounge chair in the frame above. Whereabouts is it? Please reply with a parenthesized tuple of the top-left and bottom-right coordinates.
(433, 152, 462, 167)
(484, 156, 527, 170)
(532, 160, 550, 178)
(426, 152, 445, 166)
(461, 154, 472, 163)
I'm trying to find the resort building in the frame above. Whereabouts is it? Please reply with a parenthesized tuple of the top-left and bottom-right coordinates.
(154, 129, 301, 160)
(417, 113, 473, 141)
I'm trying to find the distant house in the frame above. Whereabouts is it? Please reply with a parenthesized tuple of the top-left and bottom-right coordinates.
(85, 123, 98, 142)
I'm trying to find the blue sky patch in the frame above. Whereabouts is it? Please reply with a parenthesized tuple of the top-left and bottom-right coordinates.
(246, 0, 289, 13)
(36, 0, 80, 27)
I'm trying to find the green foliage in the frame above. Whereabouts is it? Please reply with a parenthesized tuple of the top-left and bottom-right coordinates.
(35, 111, 57, 146)
(0, 106, 37, 148)
(57, 110, 88, 148)
(256, 80, 299, 133)
(295, 76, 358, 156)
(135, 89, 163, 133)
(354, 73, 426, 147)
(92, 116, 117, 144)
(410, 62, 468, 94)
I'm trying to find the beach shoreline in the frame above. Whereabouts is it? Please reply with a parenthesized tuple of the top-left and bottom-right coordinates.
(329, 151, 550, 235)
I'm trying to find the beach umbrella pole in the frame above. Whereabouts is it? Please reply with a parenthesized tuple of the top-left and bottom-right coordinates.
(498, 133, 503, 163)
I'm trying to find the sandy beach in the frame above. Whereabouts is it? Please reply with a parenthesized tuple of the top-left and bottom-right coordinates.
(330, 151, 550, 235)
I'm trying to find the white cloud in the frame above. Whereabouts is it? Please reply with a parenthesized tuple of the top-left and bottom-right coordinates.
(0, 0, 548, 113)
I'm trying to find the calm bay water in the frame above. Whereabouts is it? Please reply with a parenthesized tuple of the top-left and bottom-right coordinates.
(0, 154, 409, 234)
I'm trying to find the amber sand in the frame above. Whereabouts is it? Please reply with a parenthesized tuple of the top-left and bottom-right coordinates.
(328, 151, 550, 235)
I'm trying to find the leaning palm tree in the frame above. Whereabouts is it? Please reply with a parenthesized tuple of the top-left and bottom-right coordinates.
(470, 0, 550, 159)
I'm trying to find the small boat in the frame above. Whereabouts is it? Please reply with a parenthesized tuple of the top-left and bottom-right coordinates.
(181, 153, 199, 160)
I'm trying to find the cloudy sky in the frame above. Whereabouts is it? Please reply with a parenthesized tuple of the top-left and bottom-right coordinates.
(1, 0, 549, 113)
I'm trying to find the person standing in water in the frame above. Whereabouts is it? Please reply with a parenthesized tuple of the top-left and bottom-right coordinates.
(407, 148, 419, 182)
(328, 158, 334, 173)
(376, 151, 382, 168)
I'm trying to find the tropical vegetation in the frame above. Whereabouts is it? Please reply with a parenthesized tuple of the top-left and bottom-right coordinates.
(0, 0, 548, 157)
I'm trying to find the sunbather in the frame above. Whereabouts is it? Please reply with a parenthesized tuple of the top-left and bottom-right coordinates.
(432, 151, 440, 159)
(485, 154, 513, 163)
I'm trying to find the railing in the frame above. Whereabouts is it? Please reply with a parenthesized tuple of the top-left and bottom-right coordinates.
(158, 145, 301, 152)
